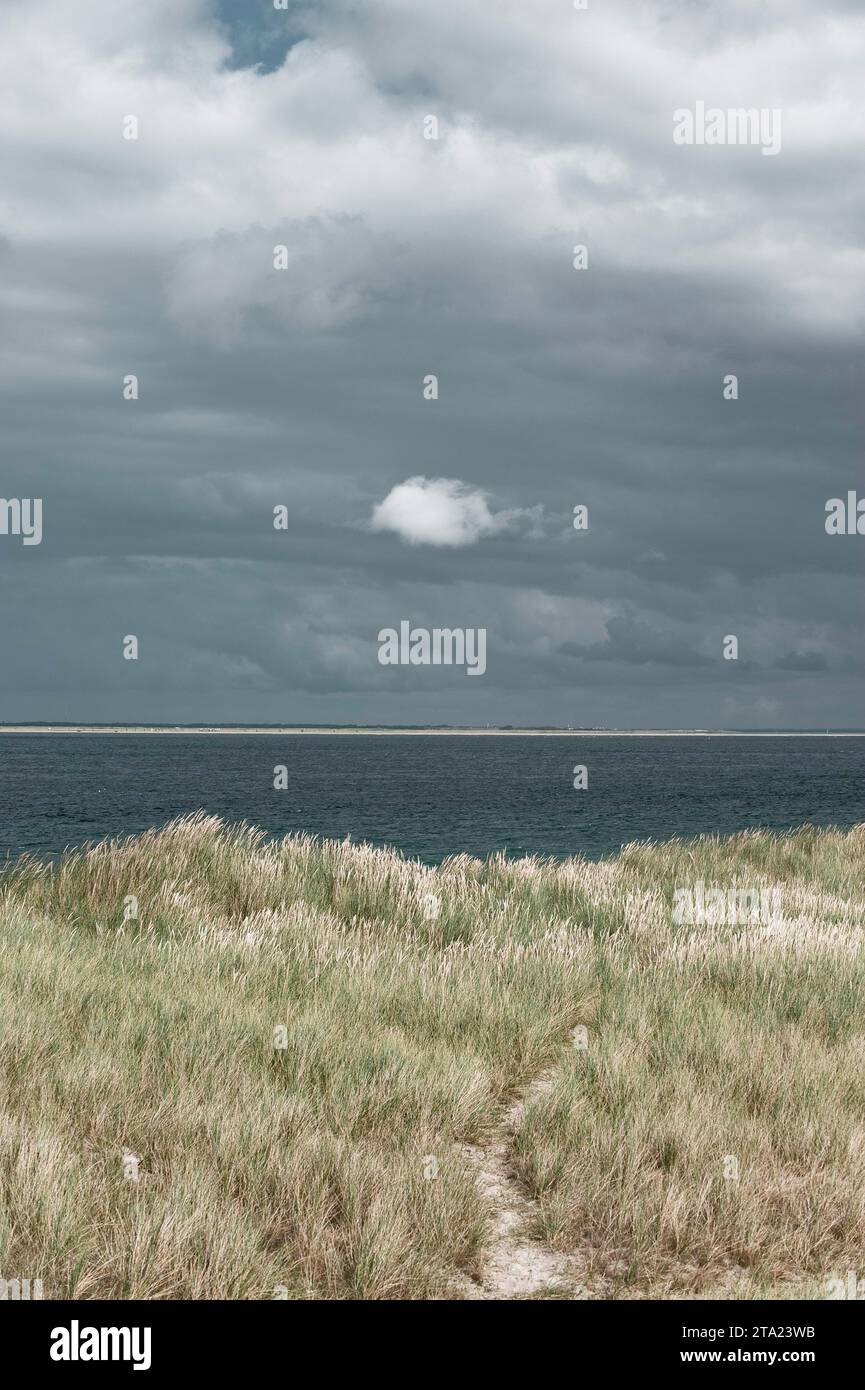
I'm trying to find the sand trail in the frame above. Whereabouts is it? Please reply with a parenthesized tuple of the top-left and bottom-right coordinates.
(453, 1031, 589, 1300)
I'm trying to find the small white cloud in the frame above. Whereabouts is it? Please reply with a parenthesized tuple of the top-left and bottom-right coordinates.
(370, 475, 539, 548)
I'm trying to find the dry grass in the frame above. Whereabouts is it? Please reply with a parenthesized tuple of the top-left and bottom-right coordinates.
(0, 813, 863, 1299)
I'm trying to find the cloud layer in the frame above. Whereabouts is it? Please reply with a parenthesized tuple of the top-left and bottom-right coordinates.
(0, 0, 862, 726)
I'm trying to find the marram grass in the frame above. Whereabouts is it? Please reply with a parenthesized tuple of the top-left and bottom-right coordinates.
(0, 813, 863, 1299)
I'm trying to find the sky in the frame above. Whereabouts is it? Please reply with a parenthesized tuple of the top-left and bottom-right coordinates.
(0, 0, 862, 728)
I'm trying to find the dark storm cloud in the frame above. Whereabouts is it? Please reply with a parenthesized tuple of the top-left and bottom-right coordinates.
(0, 0, 862, 726)
(774, 651, 830, 673)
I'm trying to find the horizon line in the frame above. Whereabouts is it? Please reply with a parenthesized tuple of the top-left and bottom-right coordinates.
(0, 723, 862, 738)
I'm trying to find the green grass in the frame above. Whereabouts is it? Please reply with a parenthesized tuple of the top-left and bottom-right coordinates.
(0, 813, 863, 1299)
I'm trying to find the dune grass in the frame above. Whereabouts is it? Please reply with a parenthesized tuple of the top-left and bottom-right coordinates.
(0, 813, 862, 1299)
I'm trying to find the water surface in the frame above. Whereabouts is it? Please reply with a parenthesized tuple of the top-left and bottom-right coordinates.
(1, 733, 862, 865)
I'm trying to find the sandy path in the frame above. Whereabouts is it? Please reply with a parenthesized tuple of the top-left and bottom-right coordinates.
(453, 1032, 589, 1300)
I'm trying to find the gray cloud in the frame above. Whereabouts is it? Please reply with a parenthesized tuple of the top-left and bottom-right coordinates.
(0, 0, 862, 727)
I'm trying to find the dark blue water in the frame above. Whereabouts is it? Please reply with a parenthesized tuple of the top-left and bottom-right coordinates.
(0, 734, 862, 865)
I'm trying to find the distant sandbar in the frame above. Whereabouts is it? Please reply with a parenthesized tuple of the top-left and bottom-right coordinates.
(0, 727, 861, 738)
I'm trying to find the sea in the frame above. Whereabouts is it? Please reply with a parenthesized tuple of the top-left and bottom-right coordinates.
(0, 732, 863, 866)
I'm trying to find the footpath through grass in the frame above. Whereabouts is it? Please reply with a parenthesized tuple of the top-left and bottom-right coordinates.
(0, 814, 862, 1299)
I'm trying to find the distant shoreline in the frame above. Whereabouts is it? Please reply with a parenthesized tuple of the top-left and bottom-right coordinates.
(0, 726, 862, 738)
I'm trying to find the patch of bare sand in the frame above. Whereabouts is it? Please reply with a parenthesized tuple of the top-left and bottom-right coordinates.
(452, 1032, 595, 1300)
